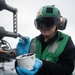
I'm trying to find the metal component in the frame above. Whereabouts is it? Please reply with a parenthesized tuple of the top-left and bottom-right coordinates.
(13, 12, 18, 35)
(18, 34, 27, 41)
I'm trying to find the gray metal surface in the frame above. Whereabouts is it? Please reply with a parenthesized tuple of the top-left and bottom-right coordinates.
(0, 60, 17, 75)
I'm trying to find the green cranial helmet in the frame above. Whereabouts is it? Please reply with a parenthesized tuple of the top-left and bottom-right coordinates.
(34, 5, 67, 30)
(36, 5, 61, 19)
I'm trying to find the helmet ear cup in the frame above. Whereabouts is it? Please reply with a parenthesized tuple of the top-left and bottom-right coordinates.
(57, 17, 67, 30)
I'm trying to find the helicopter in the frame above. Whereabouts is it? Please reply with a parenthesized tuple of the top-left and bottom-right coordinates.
(0, 0, 26, 71)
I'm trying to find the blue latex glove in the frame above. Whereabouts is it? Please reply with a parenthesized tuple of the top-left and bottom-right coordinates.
(16, 36, 30, 56)
(16, 58, 42, 75)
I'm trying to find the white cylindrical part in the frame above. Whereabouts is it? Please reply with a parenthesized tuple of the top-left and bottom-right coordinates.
(16, 53, 35, 70)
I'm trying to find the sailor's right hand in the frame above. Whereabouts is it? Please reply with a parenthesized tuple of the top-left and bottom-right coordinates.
(16, 36, 30, 56)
